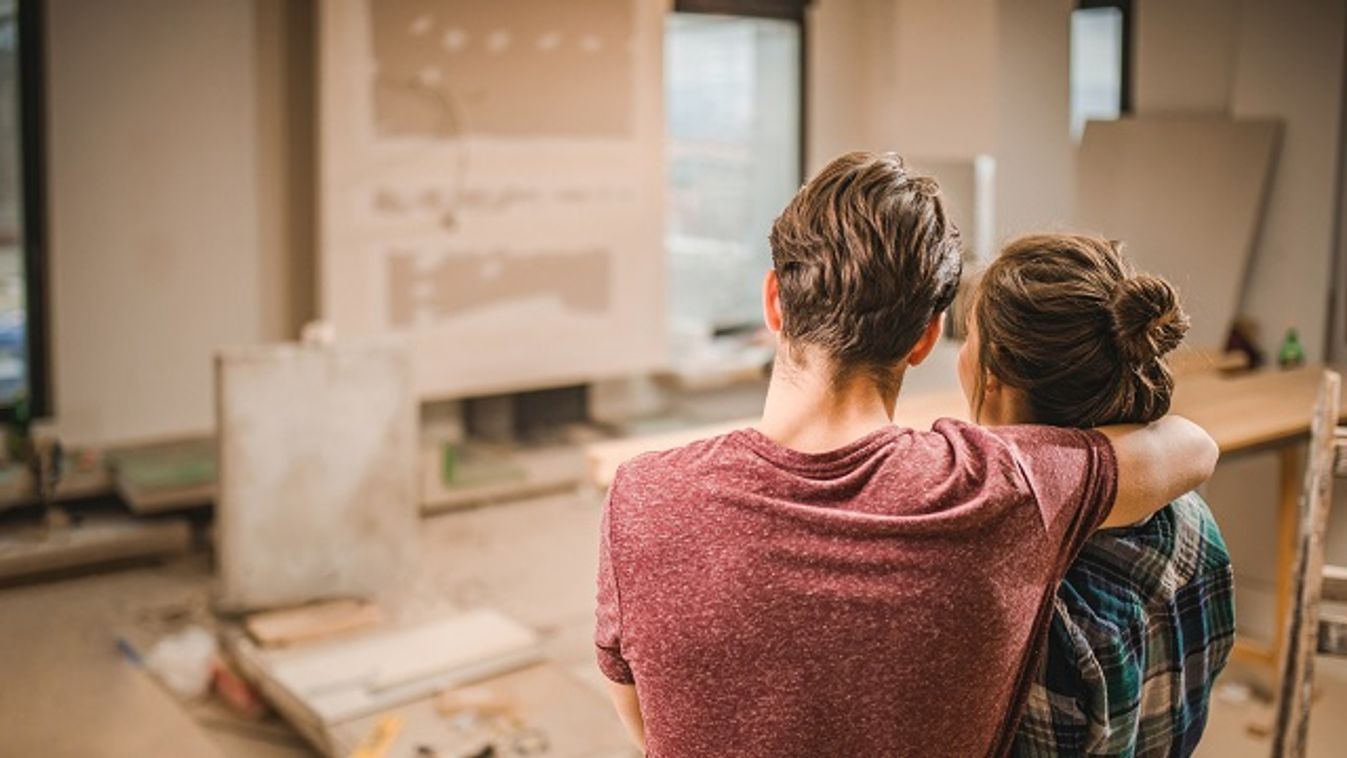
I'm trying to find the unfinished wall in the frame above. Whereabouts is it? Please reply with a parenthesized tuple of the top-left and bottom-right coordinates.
(1134, 0, 1347, 637)
(805, 0, 873, 174)
(318, 0, 667, 401)
(45, 0, 314, 446)
(1135, 0, 1346, 361)
(875, 0, 998, 159)
(807, 0, 1075, 240)
(1135, 0, 1237, 114)
(993, 0, 1074, 237)
(1230, 0, 1345, 364)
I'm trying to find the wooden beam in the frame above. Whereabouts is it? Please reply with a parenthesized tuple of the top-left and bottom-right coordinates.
(1323, 564, 1347, 603)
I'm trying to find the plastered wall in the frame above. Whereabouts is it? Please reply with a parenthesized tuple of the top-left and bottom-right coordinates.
(45, 0, 313, 445)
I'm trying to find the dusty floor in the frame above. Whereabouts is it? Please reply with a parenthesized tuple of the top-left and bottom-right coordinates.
(2, 487, 1346, 756)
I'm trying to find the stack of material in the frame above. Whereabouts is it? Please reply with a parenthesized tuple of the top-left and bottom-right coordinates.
(229, 606, 541, 755)
(109, 437, 217, 514)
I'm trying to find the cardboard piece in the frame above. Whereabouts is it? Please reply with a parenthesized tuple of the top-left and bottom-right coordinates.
(1076, 116, 1280, 349)
(246, 599, 386, 648)
(214, 338, 417, 610)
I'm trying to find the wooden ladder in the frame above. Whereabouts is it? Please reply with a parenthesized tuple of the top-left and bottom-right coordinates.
(1270, 369, 1347, 757)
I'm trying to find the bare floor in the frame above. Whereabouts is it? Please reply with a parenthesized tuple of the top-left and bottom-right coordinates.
(1, 488, 1345, 756)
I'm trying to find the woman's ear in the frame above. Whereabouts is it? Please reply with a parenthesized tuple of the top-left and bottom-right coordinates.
(982, 370, 1001, 397)
(977, 371, 1017, 425)
(763, 269, 784, 334)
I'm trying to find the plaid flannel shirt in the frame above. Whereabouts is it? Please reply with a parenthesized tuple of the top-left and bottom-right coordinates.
(1013, 492, 1236, 757)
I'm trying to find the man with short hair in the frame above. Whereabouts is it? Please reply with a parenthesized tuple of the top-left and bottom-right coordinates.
(595, 152, 1218, 756)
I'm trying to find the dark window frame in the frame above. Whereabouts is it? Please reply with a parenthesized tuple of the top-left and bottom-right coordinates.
(12, 0, 50, 421)
(672, 0, 809, 183)
(1077, 0, 1134, 115)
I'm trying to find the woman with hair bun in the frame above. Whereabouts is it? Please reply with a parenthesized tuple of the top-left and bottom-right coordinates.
(959, 234, 1236, 757)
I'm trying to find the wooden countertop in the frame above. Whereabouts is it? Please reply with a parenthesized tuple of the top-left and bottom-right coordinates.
(585, 365, 1342, 488)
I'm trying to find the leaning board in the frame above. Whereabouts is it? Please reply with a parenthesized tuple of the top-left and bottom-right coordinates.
(215, 339, 417, 610)
(1076, 116, 1280, 349)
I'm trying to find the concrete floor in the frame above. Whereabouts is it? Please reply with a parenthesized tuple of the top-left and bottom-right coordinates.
(3, 486, 1346, 756)
(0, 488, 631, 758)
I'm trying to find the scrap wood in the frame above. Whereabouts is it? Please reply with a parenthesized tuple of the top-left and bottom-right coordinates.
(245, 599, 385, 648)
(226, 610, 542, 755)
(351, 714, 405, 758)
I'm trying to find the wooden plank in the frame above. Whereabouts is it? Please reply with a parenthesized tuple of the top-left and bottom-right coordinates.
(328, 662, 634, 758)
(585, 388, 968, 488)
(1167, 347, 1249, 377)
(584, 365, 1347, 488)
(1272, 445, 1303, 670)
(245, 599, 385, 648)
(1172, 367, 1342, 452)
(1323, 565, 1347, 603)
(231, 610, 542, 728)
(0, 517, 191, 583)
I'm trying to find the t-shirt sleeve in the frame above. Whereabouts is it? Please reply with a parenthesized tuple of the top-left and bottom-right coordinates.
(993, 424, 1118, 561)
(594, 475, 635, 685)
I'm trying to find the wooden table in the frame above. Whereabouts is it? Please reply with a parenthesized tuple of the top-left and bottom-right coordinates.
(1173, 367, 1344, 669)
(585, 365, 1343, 670)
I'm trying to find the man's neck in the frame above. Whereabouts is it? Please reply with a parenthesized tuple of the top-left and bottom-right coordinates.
(756, 354, 904, 454)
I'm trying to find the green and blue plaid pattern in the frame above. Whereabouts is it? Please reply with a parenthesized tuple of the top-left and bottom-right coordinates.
(1014, 492, 1236, 757)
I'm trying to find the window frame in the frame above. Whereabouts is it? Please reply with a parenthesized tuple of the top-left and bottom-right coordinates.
(11, 0, 50, 421)
(672, 0, 808, 184)
(1076, 0, 1134, 116)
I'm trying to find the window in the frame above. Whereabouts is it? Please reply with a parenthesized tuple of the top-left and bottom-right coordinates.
(0, 0, 48, 420)
(664, 2, 804, 350)
(1070, 0, 1132, 141)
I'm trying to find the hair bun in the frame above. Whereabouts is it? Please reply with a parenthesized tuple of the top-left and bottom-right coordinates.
(1109, 275, 1189, 364)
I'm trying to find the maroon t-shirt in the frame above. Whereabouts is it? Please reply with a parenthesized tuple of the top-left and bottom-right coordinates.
(595, 419, 1117, 757)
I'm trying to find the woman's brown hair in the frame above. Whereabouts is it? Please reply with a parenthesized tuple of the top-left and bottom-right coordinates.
(971, 234, 1190, 427)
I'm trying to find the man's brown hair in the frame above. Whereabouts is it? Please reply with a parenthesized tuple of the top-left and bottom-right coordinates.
(972, 233, 1190, 427)
(769, 152, 963, 391)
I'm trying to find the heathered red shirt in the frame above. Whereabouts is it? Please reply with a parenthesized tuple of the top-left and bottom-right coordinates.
(595, 419, 1117, 757)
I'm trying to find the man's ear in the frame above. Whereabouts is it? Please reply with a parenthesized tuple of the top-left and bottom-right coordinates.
(906, 314, 945, 367)
(762, 269, 784, 333)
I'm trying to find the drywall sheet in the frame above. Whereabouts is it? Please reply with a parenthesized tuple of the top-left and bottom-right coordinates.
(229, 610, 541, 753)
(319, 0, 667, 399)
(215, 339, 417, 610)
(1076, 117, 1280, 349)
